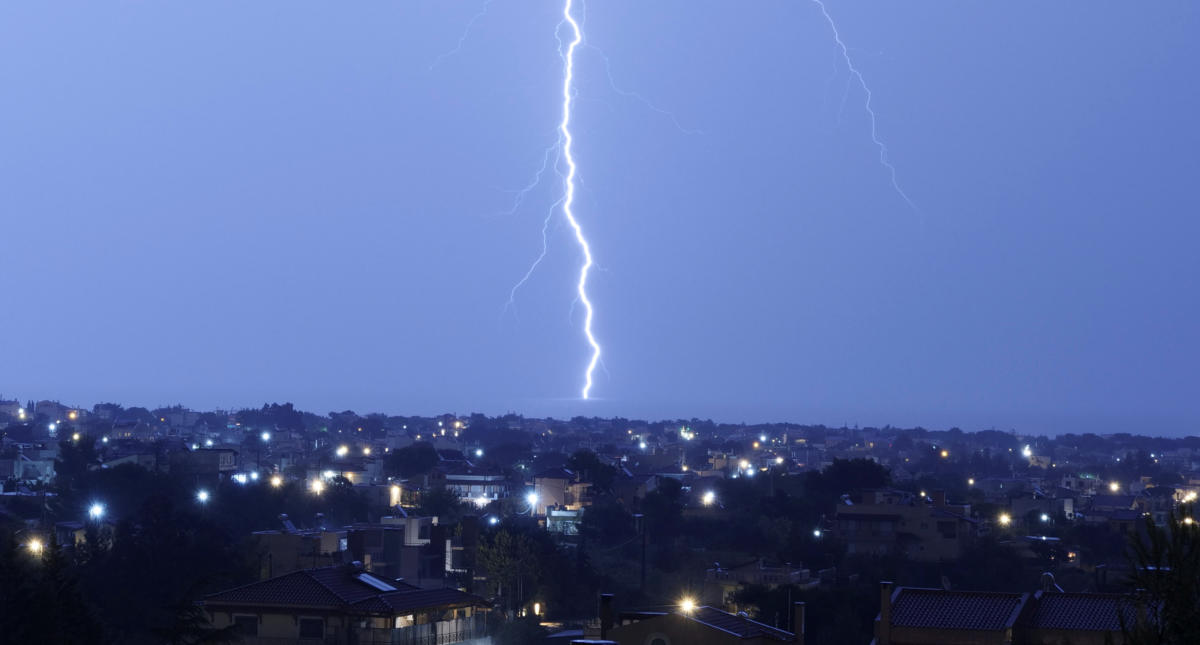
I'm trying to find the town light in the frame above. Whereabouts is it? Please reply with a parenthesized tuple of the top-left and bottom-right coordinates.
(812, 528, 822, 538)
(196, 490, 210, 503)
(475, 496, 489, 508)
(967, 478, 975, 486)
(526, 492, 539, 516)
(1185, 517, 1195, 526)
(1109, 482, 1120, 493)
(204, 439, 213, 447)
(759, 435, 767, 442)
(250, 471, 260, 481)
(68, 410, 78, 421)
(940, 449, 949, 459)
(17, 408, 26, 420)
(322, 470, 336, 480)
(998, 513, 1012, 527)
(72, 433, 81, 442)
(233, 473, 248, 484)
(775, 456, 784, 465)
(362, 447, 372, 456)
(336, 445, 349, 457)
(1022, 445, 1033, 458)
(311, 479, 325, 495)
(88, 503, 105, 520)
(102, 436, 109, 444)
(638, 441, 647, 450)
(488, 516, 499, 526)
(48, 423, 57, 433)
(271, 475, 284, 488)
(702, 491, 716, 506)
(739, 460, 749, 470)
(475, 449, 484, 458)
(261, 431, 271, 442)
(390, 485, 402, 506)
(1040, 513, 1050, 523)
(27, 538, 43, 556)
(680, 598, 696, 614)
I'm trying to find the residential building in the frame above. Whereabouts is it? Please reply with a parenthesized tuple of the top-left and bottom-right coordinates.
(835, 490, 975, 561)
(203, 564, 490, 645)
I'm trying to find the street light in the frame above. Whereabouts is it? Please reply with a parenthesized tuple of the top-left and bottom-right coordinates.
(1109, 482, 1120, 493)
(336, 445, 349, 458)
(998, 513, 1012, 527)
(27, 538, 43, 556)
(526, 492, 539, 517)
(475, 449, 484, 458)
(270, 474, 283, 488)
(812, 528, 822, 538)
(702, 491, 715, 506)
(261, 431, 271, 442)
(680, 598, 696, 614)
(88, 503, 105, 521)
(1040, 513, 1050, 523)
(311, 479, 325, 495)
(196, 490, 210, 503)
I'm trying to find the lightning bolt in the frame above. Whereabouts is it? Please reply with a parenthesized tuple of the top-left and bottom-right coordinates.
(812, 0, 918, 214)
(429, 0, 494, 71)
(558, 0, 601, 400)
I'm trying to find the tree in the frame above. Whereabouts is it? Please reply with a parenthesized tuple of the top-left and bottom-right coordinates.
(477, 529, 541, 613)
(385, 442, 439, 479)
(1121, 513, 1200, 644)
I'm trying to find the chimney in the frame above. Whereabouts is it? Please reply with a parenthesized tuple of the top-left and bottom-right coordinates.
(931, 490, 947, 507)
(599, 593, 614, 639)
(791, 602, 805, 644)
(877, 581, 894, 645)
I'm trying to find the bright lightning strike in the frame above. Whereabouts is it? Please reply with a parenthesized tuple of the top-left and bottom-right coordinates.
(558, 0, 601, 400)
(813, 0, 918, 214)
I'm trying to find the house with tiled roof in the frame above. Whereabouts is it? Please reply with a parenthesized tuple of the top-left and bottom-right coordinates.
(872, 579, 1138, 644)
(593, 592, 805, 644)
(835, 490, 977, 561)
(202, 563, 489, 644)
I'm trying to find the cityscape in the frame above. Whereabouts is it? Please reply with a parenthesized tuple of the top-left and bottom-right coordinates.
(3, 1, 1199, 644)
(2, 399, 1199, 643)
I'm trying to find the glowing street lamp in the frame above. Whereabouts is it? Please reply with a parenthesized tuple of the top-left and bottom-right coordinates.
(1040, 513, 1050, 523)
(27, 538, 43, 556)
(88, 503, 106, 521)
(998, 513, 1012, 527)
(311, 479, 325, 495)
(702, 491, 716, 507)
(336, 445, 349, 458)
(526, 492, 539, 517)
(475, 449, 484, 458)
(1109, 482, 1120, 493)
(270, 474, 284, 488)
(196, 490, 210, 504)
(940, 449, 949, 459)
(680, 598, 696, 614)
(261, 431, 271, 442)
(362, 447, 372, 456)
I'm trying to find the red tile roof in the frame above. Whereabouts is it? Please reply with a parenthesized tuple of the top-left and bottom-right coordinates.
(204, 566, 486, 616)
(688, 606, 795, 641)
(889, 588, 1027, 631)
(1021, 592, 1138, 631)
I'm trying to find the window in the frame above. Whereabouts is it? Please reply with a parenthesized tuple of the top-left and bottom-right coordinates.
(233, 615, 257, 637)
(395, 614, 415, 628)
(299, 618, 324, 639)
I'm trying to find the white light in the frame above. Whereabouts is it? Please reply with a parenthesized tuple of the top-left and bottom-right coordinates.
(48, 423, 57, 432)
(1022, 445, 1033, 458)
(261, 431, 271, 442)
(191, 444, 199, 450)
(488, 516, 499, 525)
(102, 436, 109, 444)
(88, 503, 105, 520)
(702, 491, 715, 506)
(323, 470, 336, 480)
(311, 479, 325, 495)
(526, 492, 539, 507)
(475, 496, 489, 508)
(271, 475, 283, 488)
(759, 435, 767, 442)
(336, 445, 349, 458)
(204, 439, 213, 447)
(1110, 482, 1120, 493)
(27, 538, 43, 555)
(234, 473, 248, 484)
(558, 0, 600, 399)
(363, 447, 371, 456)
(775, 457, 784, 465)
(638, 441, 647, 450)
(475, 449, 484, 458)
(738, 460, 749, 470)
(250, 471, 259, 481)
(998, 513, 1011, 526)
(196, 490, 210, 503)
(680, 598, 695, 614)
(1040, 513, 1050, 523)
(812, 529, 821, 538)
